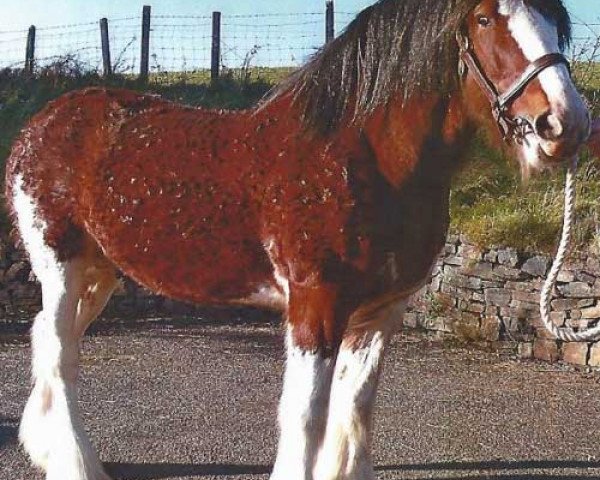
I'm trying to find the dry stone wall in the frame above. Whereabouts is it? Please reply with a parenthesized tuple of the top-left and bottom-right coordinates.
(406, 234, 600, 367)
(3, 231, 600, 367)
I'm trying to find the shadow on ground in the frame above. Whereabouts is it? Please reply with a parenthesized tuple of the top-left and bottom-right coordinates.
(0, 308, 282, 340)
(0, 415, 18, 449)
(105, 460, 600, 479)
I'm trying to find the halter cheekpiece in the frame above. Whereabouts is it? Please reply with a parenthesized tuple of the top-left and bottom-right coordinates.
(457, 32, 571, 144)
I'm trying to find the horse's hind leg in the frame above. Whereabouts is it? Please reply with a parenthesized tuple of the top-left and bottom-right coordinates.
(14, 181, 118, 480)
(314, 301, 407, 480)
(20, 248, 117, 480)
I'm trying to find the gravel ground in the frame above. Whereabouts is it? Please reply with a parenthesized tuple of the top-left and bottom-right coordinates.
(2, 316, 600, 480)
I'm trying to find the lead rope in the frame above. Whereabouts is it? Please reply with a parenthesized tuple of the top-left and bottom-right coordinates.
(539, 156, 600, 342)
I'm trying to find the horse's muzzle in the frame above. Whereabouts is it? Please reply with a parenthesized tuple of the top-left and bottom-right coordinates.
(536, 109, 591, 163)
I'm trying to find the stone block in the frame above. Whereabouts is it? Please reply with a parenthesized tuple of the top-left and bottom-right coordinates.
(586, 257, 600, 275)
(551, 298, 587, 311)
(493, 265, 525, 280)
(576, 271, 596, 284)
(440, 283, 459, 296)
(535, 325, 559, 340)
(581, 305, 600, 319)
(510, 300, 538, 312)
(447, 234, 460, 245)
(485, 288, 512, 306)
(443, 265, 460, 276)
(481, 280, 504, 288)
(518, 342, 534, 359)
(481, 315, 501, 341)
(443, 243, 457, 255)
(588, 343, 600, 367)
(497, 248, 520, 267)
(460, 262, 495, 280)
(550, 311, 566, 327)
(562, 342, 590, 366)
(430, 275, 442, 292)
(522, 256, 550, 277)
(505, 281, 534, 292)
(557, 270, 576, 283)
(453, 313, 481, 341)
(446, 274, 482, 290)
(533, 339, 559, 363)
(465, 302, 485, 314)
(512, 291, 540, 304)
(444, 256, 464, 266)
(559, 282, 593, 298)
(566, 318, 593, 330)
(404, 312, 418, 329)
(458, 244, 483, 260)
(423, 316, 453, 333)
(483, 250, 498, 263)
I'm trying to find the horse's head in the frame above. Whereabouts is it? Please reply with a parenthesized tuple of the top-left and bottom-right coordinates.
(460, 0, 590, 172)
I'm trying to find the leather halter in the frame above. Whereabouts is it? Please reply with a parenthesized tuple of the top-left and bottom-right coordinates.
(457, 32, 571, 144)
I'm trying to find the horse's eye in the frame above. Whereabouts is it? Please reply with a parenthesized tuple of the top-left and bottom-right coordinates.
(477, 15, 491, 27)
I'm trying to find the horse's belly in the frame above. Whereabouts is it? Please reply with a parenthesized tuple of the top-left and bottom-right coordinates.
(85, 198, 274, 305)
(95, 229, 275, 305)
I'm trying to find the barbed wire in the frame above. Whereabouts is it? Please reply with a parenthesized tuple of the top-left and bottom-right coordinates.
(0, 12, 596, 75)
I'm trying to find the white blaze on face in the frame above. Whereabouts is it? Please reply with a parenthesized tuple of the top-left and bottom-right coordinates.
(498, 0, 589, 169)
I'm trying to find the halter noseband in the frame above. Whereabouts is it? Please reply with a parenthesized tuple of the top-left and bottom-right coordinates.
(457, 32, 571, 144)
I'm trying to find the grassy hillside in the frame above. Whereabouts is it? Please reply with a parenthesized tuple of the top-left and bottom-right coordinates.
(0, 60, 599, 254)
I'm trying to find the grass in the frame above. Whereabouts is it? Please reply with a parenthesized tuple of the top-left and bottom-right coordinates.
(0, 59, 599, 254)
(450, 137, 600, 254)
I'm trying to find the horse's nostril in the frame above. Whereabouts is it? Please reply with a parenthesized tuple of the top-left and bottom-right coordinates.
(534, 112, 564, 140)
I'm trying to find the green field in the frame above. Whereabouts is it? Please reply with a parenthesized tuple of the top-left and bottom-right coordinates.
(0, 62, 599, 253)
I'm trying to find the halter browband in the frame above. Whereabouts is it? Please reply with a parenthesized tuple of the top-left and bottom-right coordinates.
(457, 33, 571, 144)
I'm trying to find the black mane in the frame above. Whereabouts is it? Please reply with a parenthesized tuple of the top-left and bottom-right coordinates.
(266, 0, 572, 133)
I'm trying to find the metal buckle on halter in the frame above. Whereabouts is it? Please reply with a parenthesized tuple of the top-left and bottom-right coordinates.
(493, 103, 512, 142)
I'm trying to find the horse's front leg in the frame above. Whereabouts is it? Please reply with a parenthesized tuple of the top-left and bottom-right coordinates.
(314, 301, 407, 480)
(270, 283, 340, 480)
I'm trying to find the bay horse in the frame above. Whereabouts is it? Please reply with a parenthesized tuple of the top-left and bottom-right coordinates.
(5, 0, 591, 479)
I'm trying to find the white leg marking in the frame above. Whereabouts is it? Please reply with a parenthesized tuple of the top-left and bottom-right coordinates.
(314, 301, 407, 480)
(271, 330, 335, 480)
(13, 175, 112, 480)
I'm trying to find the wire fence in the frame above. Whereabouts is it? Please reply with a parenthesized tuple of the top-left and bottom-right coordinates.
(0, 7, 597, 81)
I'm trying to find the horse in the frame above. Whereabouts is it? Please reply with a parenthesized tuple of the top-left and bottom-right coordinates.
(5, 0, 591, 479)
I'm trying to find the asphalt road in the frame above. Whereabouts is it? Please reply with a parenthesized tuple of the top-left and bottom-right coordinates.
(2, 315, 600, 480)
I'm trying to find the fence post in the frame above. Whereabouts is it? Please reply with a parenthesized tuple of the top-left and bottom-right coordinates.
(211, 11, 221, 82)
(100, 18, 112, 77)
(326, 1, 334, 43)
(25, 25, 36, 74)
(140, 5, 151, 82)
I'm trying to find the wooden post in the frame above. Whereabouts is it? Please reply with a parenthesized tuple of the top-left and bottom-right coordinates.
(25, 25, 36, 74)
(100, 18, 112, 77)
(140, 5, 151, 82)
(211, 11, 221, 82)
(326, 1, 334, 43)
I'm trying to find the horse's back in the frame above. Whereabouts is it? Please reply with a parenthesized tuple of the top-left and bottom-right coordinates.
(6, 87, 276, 304)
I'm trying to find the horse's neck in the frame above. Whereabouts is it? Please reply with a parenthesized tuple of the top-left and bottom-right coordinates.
(363, 93, 470, 188)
